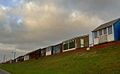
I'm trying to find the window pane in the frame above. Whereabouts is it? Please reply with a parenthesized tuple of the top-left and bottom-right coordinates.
(46, 47, 51, 52)
(53, 45, 60, 54)
(94, 31, 98, 38)
(69, 40, 75, 49)
(108, 26, 112, 34)
(81, 39, 84, 45)
(63, 43, 68, 50)
(99, 30, 102, 35)
(80, 39, 84, 47)
(103, 28, 107, 34)
(41, 50, 45, 56)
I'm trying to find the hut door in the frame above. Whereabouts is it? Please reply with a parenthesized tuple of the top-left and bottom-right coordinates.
(99, 29, 107, 43)
(80, 39, 84, 47)
(118, 30, 120, 40)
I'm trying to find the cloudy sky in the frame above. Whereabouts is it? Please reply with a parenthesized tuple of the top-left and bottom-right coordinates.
(0, 0, 120, 62)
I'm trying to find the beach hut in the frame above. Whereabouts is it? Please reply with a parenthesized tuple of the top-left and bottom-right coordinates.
(62, 35, 89, 52)
(92, 18, 120, 45)
(24, 49, 41, 60)
(16, 56, 24, 62)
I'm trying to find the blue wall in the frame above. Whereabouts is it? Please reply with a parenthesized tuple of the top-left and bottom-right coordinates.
(114, 20, 120, 41)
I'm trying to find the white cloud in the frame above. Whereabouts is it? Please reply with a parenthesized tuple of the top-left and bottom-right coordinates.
(69, 11, 104, 29)
(0, 43, 26, 53)
(0, 6, 6, 18)
(0, 0, 104, 49)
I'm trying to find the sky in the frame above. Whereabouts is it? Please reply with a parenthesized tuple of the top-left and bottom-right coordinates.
(0, 0, 120, 63)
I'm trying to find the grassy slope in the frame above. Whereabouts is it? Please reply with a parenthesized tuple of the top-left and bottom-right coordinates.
(0, 46, 120, 74)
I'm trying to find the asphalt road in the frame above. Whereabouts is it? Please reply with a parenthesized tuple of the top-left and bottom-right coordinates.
(0, 69, 10, 74)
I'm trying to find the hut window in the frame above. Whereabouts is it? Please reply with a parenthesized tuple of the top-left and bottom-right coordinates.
(53, 45, 60, 54)
(46, 47, 51, 52)
(99, 30, 102, 36)
(41, 50, 45, 56)
(103, 28, 107, 34)
(63, 43, 68, 50)
(94, 31, 98, 38)
(108, 26, 112, 34)
(80, 39, 84, 47)
(69, 40, 75, 49)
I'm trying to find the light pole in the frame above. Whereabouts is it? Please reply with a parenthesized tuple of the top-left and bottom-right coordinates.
(3, 54, 6, 63)
(12, 51, 16, 60)
(0, 55, 1, 63)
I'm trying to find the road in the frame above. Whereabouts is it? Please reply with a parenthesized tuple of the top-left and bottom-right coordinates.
(0, 69, 10, 74)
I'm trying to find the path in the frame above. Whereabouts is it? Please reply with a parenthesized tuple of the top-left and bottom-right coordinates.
(0, 69, 10, 74)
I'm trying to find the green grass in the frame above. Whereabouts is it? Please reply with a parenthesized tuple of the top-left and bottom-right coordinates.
(0, 46, 120, 74)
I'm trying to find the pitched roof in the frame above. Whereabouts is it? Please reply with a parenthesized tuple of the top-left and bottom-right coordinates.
(62, 34, 89, 43)
(92, 18, 120, 32)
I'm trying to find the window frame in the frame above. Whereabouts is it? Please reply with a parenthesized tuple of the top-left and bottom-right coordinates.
(69, 40, 75, 49)
(103, 28, 107, 34)
(94, 31, 98, 38)
(80, 39, 84, 47)
(99, 30, 102, 36)
(108, 26, 112, 35)
(63, 42, 69, 50)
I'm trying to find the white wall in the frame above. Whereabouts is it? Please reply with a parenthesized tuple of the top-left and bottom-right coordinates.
(93, 38, 99, 45)
(24, 55, 29, 61)
(107, 34, 114, 42)
(46, 47, 52, 56)
(46, 51, 51, 56)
